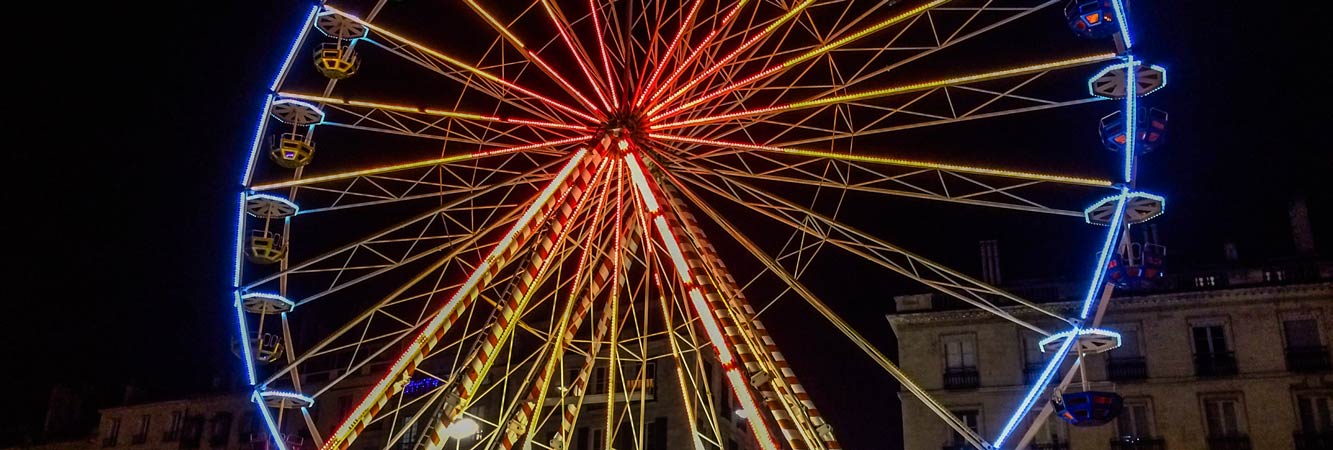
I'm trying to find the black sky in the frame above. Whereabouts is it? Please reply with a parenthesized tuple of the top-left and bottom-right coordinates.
(5, 1, 1327, 448)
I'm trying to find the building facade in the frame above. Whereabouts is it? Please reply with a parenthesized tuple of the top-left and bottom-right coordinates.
(89, 394, 263, 450)
(888, 266, 1333, 450)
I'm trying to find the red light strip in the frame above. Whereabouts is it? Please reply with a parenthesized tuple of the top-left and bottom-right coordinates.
(540, 0, 613, 113)
(633, 0, 707, 109)
(643, 0, 753, 108)
(524, 50, 604, 117)
(647, 0, 816, 116)
(588, 0, 619, 110)
(623, 150, 780, 450)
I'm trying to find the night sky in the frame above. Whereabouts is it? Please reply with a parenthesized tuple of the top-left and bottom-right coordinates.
(5, 1, 1326, 448)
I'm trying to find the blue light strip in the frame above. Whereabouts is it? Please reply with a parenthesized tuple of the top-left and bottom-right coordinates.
(236, 7, 319, 446)
(993, 331, 1078, 447)
(1079, 190, 1129, 319)
(233, 193, 249, 288)
(1110, 0, 1133, 49)
(245, 193, 302, 217)
(1037, 328, 1122, 351)
(253, 391, 291, 450)
(240, 292, 296, 311)
(261, 390, 316, 406)
(271, 5, 321, 92)
(234, 292, 258, 385)
(1122, 55, 1137, 183)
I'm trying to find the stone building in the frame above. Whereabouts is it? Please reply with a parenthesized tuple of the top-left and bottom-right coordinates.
(89, 393, 263, 450)
(887, 261, 1333, 450)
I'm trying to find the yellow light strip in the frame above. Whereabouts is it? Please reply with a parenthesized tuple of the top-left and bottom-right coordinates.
(785, 0, 951, 68)
(650, 134, 1114, 187)
(277, 92, 589, 131)
(463, 0, 526, 49)
(651, 53, 1117, 129)
(321, 5, 598, 124)
(649, 0, 951, 119)
(251, 136, 589, 191)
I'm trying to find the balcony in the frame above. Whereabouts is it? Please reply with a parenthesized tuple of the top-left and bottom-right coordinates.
(1107, 356, 1149, 381)
(1111, 437, 1166, 450)
(1194, 352, 1238, 377)
(1295, 432, 1333, 450)
(1286, 346, 1331, 372)
(1206, 435, 1251, 450)
(943, 367, 980, 390)
(1023, 363, 1047, 385)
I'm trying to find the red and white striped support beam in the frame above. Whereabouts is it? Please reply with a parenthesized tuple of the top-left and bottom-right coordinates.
(658, 182, 840, 450)
(497, 223, 643, 450)
(319, 149, 600, 450)
(423, 156, 611, 450)
(623, 148, 782, 450)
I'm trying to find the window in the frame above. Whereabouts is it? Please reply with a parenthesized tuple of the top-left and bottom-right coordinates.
(574, 427, 588, 450)
(943, 334, 979, 389)
(645, 417, 668, 450)
(1202, 395, 1246, 437)
(1284, 314, 1330, 372)
(131, 415, 149, 445)
(1021, 332, 1047, 384)
(727, 439, 739, 450)
(236, 412, 257, 442)
(948, 409, 981, 446)
(591, 428, 605, 450)
(165, 411, 183, 441)
(1116, 398, 1156, 439)
(1032, 417, 1068, 447)
(1108, 327, 1148, 381)
(180, 415, 204, 449)
(1285, 317, 1323, 348)
(943, 334, 978, 369)
(1193, 324, 1229, 354)
(592, 366, 608, 394)
(209, 413, 233, 446)
(103, 417, 121, 447)
(1192, 320, 1237, 376)
(1297, 393, 1333, 433)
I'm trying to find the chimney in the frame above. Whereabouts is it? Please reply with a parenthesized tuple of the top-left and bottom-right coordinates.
(1290, 199, 1317, 256)
(1223, 242, 1239, 263)
(121, 383, 139, 405)
(979, 240, 1002, 285)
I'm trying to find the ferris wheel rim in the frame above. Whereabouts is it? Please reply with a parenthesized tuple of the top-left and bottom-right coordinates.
(228, 1, 1166, 450)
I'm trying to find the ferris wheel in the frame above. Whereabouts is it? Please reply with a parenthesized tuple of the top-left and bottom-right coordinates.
(230, 0, 1169, 449)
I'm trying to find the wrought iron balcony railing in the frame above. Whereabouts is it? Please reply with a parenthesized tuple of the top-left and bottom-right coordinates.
(1194, 351, 1238, 377)
(1206, 435, 1251, 450)
(1107, 356, 1149, 381)
(1294, 431, 1333, 450)
(944, 367, 980, 389)
(1286, 346, 1331, 372)
(1110, 437, 1166, 450)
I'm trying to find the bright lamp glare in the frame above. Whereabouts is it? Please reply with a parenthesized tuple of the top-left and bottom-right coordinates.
(443, 418, 479, 440)
(735, 409, 749, 420)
